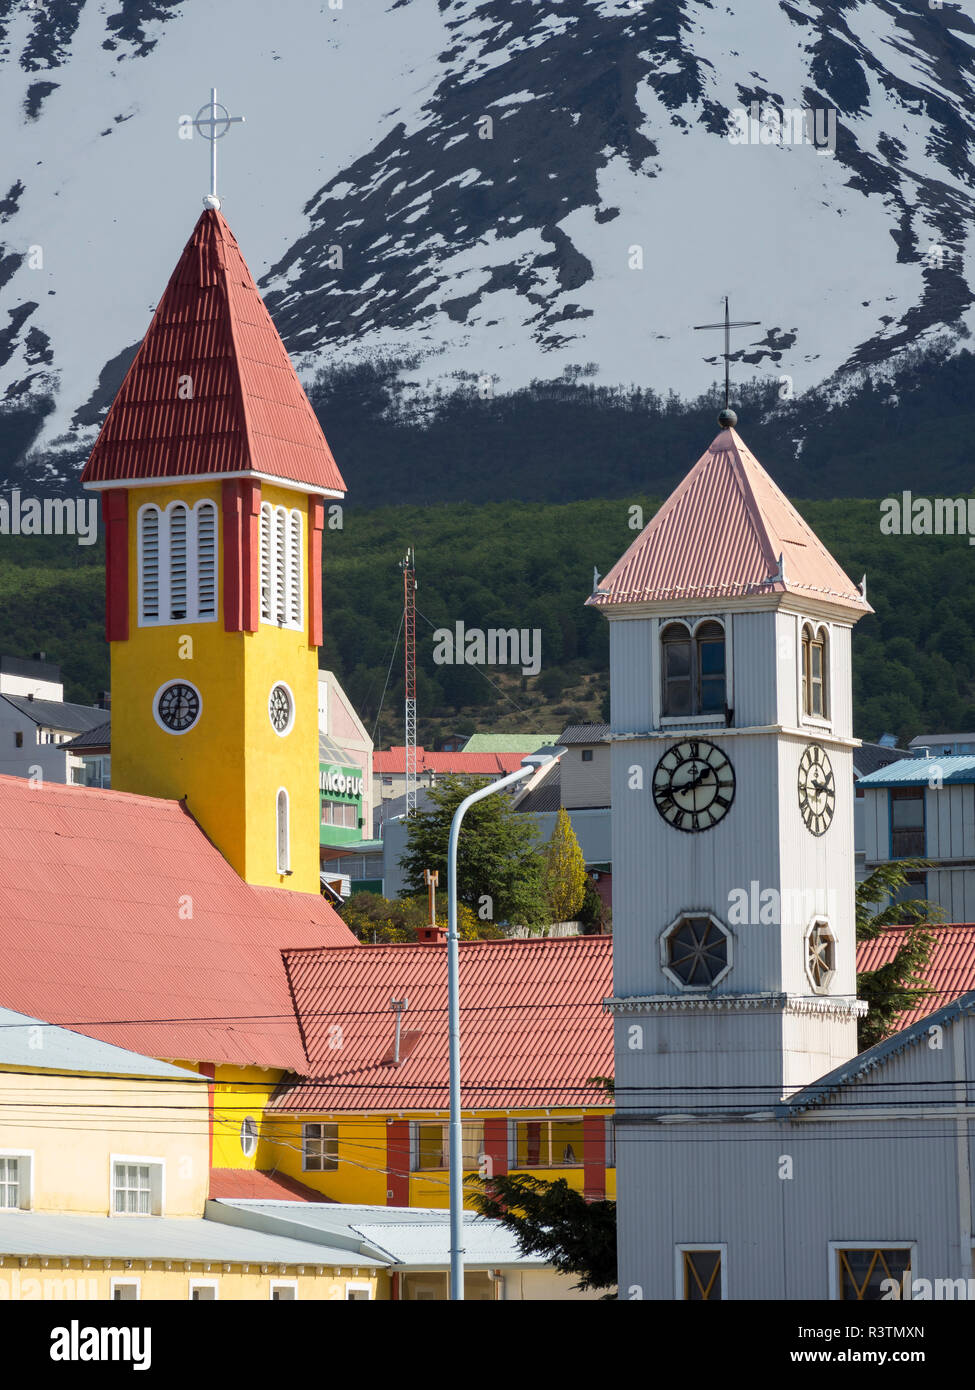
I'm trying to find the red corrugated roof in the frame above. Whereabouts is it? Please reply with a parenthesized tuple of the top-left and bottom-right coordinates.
(208, 1168, 328, 1202)
(857, 923, 975, 1031)
(587, 428, 871, 613)
(373, 748, 524, 776)
(81, 210, 345, 494)
(269, 936, 614, 1112)
(0, 774, 356, 1069)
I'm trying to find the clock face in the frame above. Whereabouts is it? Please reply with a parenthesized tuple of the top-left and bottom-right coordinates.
(154, 681, 201, 734)
(798, 744, 835, 836)
(269, 683, 294, 735)
(653, 739, 736, 832)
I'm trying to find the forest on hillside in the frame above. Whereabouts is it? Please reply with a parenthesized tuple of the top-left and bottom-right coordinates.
(2, 490, 974, 748)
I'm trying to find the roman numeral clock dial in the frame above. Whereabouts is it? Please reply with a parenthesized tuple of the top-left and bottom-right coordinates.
(653, 739, 736, 832)
(798, 744, 835, 836)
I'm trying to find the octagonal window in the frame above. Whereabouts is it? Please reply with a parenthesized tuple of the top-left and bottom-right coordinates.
(661, 913, 732, 989)
(806, 920, 835, 993)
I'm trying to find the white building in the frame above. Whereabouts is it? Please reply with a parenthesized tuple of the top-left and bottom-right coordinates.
(590, 418, 975, 1300)
(0, 654, 108, 785)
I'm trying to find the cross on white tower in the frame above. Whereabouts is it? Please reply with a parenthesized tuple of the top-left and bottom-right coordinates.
(192, 88, 245, 210)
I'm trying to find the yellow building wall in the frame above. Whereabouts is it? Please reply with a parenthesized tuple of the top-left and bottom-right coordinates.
(206, 1066, 280, 1171)
(111, 480, 321, 893)
(0, 1067, 209, 1217)
(0, 1258, 387, 1301)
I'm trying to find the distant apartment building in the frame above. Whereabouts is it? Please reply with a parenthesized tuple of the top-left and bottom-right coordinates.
(0, 654, 109, 785)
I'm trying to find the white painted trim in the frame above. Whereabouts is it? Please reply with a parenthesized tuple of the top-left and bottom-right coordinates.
(345, 1281, 373, 1300)
(137, 499, 218, 628)
(188, 1278, 219, 1301)
(110, 1276, 142, 1301)
(109, 1154, 166, 1217)
(0, 1149, 34, 1210)
(269, 1278, 299, 1300)
(260, 502, 304, 631)
(674, 1243, 727, 1300)
(268, 682, 296, 738)
(827, 1241, 918, 1301)
(151, 680, 202, 736)
(85, 472, 344, 499)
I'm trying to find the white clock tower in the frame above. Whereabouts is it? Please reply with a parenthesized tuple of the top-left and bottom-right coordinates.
(589, 415, 871, 1116)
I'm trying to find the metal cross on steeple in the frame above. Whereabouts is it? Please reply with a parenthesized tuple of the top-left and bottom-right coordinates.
(192, 88, 245, 210)
(693, 296, 761, 410)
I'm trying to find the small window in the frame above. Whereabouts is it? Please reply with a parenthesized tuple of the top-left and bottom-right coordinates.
(801, 624, 828, 718)
(508, 1119, 584, 1170)
(0, 1155, 30, 1209)
(260, 503, 304, 630)
(240, 1117, 258, 1158)
(410, 1121, 483, 1171)
(837, 1248, 911, 1301)
(112, 1281, 140, 1301)
(112, 1160, 162, 1216)
(302, 1122, 338, 1171)
(14, 732, 22, 748)
(680, 1248, 723, 1301)
(581, 748, 594, 762)
(662, 913, 731, 989)
(662, 623, 692, 716)
(890, 788, 924, 857)
(662, 621, 726, 717)
(276, 788, 290, 874)
(270, 1281, 298, 1300)
(189, 1281, 218, 1300)
(806, 920, 835, 992)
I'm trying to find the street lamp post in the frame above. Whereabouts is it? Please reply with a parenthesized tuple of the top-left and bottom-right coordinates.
(446, 745, 566, 1301)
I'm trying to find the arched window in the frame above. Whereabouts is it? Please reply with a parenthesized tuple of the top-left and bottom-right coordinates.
(137, 500, 219, 626)
(260, 503, 304, 630)
(662, 620, 726, 716)
(276, 788, 290, 874)
(801, 624, 828, 718)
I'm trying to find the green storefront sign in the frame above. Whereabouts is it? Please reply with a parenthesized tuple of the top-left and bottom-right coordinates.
(319, 762, 365, 847)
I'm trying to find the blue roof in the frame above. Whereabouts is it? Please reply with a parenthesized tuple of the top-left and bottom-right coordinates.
(780, 989, 975, 1115)
(856, 755, 975, 787)
(0, 1006, 204, 1081)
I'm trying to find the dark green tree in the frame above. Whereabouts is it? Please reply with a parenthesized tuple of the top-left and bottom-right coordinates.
(470, 1174, 616, 1294)
(398, 775, 547, 925)
(856, 859, 942, 1050)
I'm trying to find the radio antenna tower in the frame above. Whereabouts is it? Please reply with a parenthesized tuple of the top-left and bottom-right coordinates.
(400, 547, 418, 817)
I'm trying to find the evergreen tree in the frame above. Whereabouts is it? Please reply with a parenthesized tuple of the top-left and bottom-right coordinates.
(856, 859, 942, 1050)
(543, 808, 588, 925)
(578, 874, 610, 935)
(470, 1174, 616, 1294)
(398, 775, 547, 925)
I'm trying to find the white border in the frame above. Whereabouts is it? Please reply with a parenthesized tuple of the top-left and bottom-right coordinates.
(109, 1154, 166, 1217)
(188, 1279, 219, 1301)
(269, 1279, 298, 1300)
(345, 1281, 373, 1300)
(828, 1241, 918, 1301)
(85, 471, 343, 499)
(110, 1276, 142, 1301)
(0, 1149, 33, 1210)
(152, 680, 202, 736)
(268, 682, 296, 738)
(276, 787, 291, 874)
(674, 1243, 727, 1300)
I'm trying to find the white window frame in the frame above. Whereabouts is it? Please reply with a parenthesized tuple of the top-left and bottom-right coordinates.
(110, 1277, 142, 1301)
(0, 1150, 33, 1210)
(675, 1243, 728, 1300)
(828, 1241, 918, 1301)
(660, 910, 734, 991)
(110, 1154, 165, 1217)
(188, 1279, 219, 1301)
(259, 502, 304, 630)
(269, 1279, 298, 1300)
(137, 500, 218, 627)
(804, 916, 836, 994)
(240, 1117, 259, 1158)
(345, 1282, 373, 1300)
(276, 788, 291, 874)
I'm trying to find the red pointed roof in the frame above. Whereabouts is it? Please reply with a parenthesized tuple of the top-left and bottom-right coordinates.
(587, 428, 870, 614)
(81, 210, 345, 494)
(0, 773, 356, 1069)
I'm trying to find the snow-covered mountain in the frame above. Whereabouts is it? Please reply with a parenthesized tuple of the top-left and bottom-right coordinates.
(2, 0, 974, 483)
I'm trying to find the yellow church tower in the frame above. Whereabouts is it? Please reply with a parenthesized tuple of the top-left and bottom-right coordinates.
(81, 206, 345, 894)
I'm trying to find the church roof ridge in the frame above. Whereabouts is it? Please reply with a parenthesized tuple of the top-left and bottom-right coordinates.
(81, 209, 345, 495)
(587, 426, 871, 615)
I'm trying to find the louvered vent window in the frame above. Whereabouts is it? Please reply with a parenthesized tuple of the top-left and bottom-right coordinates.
(258, 503, 304, 631)
(196, 502, 217, 619)
(276, 788, 291, 874)
(139, 507, 160, 621)
(137, 501, 219, 627)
